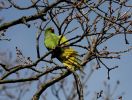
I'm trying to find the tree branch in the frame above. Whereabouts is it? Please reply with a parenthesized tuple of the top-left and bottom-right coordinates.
(0, 0, 63, 31)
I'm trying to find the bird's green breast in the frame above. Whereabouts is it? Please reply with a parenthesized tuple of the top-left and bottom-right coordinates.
(44, 33, 59, 50)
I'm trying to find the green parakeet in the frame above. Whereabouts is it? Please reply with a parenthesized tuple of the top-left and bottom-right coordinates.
(44, 27, 83, 73)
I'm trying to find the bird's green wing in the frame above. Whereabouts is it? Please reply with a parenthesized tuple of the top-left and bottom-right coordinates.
(58, 35, 69, 46)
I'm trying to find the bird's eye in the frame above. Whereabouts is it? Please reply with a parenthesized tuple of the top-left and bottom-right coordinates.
(51, 28, 54, 32)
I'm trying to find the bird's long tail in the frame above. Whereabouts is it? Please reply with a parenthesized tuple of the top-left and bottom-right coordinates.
(60, 47, 84, 73)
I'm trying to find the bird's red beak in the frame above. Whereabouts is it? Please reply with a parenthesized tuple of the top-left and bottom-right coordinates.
(50, 28, 54, 33)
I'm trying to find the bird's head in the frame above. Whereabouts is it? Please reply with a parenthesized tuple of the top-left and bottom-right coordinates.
(45, 27, 54, 34)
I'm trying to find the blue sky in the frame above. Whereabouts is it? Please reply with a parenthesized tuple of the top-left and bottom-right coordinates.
(0, 0, 132, 100)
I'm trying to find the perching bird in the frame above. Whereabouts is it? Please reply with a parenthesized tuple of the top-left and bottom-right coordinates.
(44, 27, 83, 73)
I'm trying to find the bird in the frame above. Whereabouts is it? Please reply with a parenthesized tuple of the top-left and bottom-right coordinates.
(44, 27, 83, 73)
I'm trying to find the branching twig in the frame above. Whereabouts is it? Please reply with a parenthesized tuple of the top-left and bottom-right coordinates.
(73, 72, 84, 100)
(0, 0, 63, 31)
